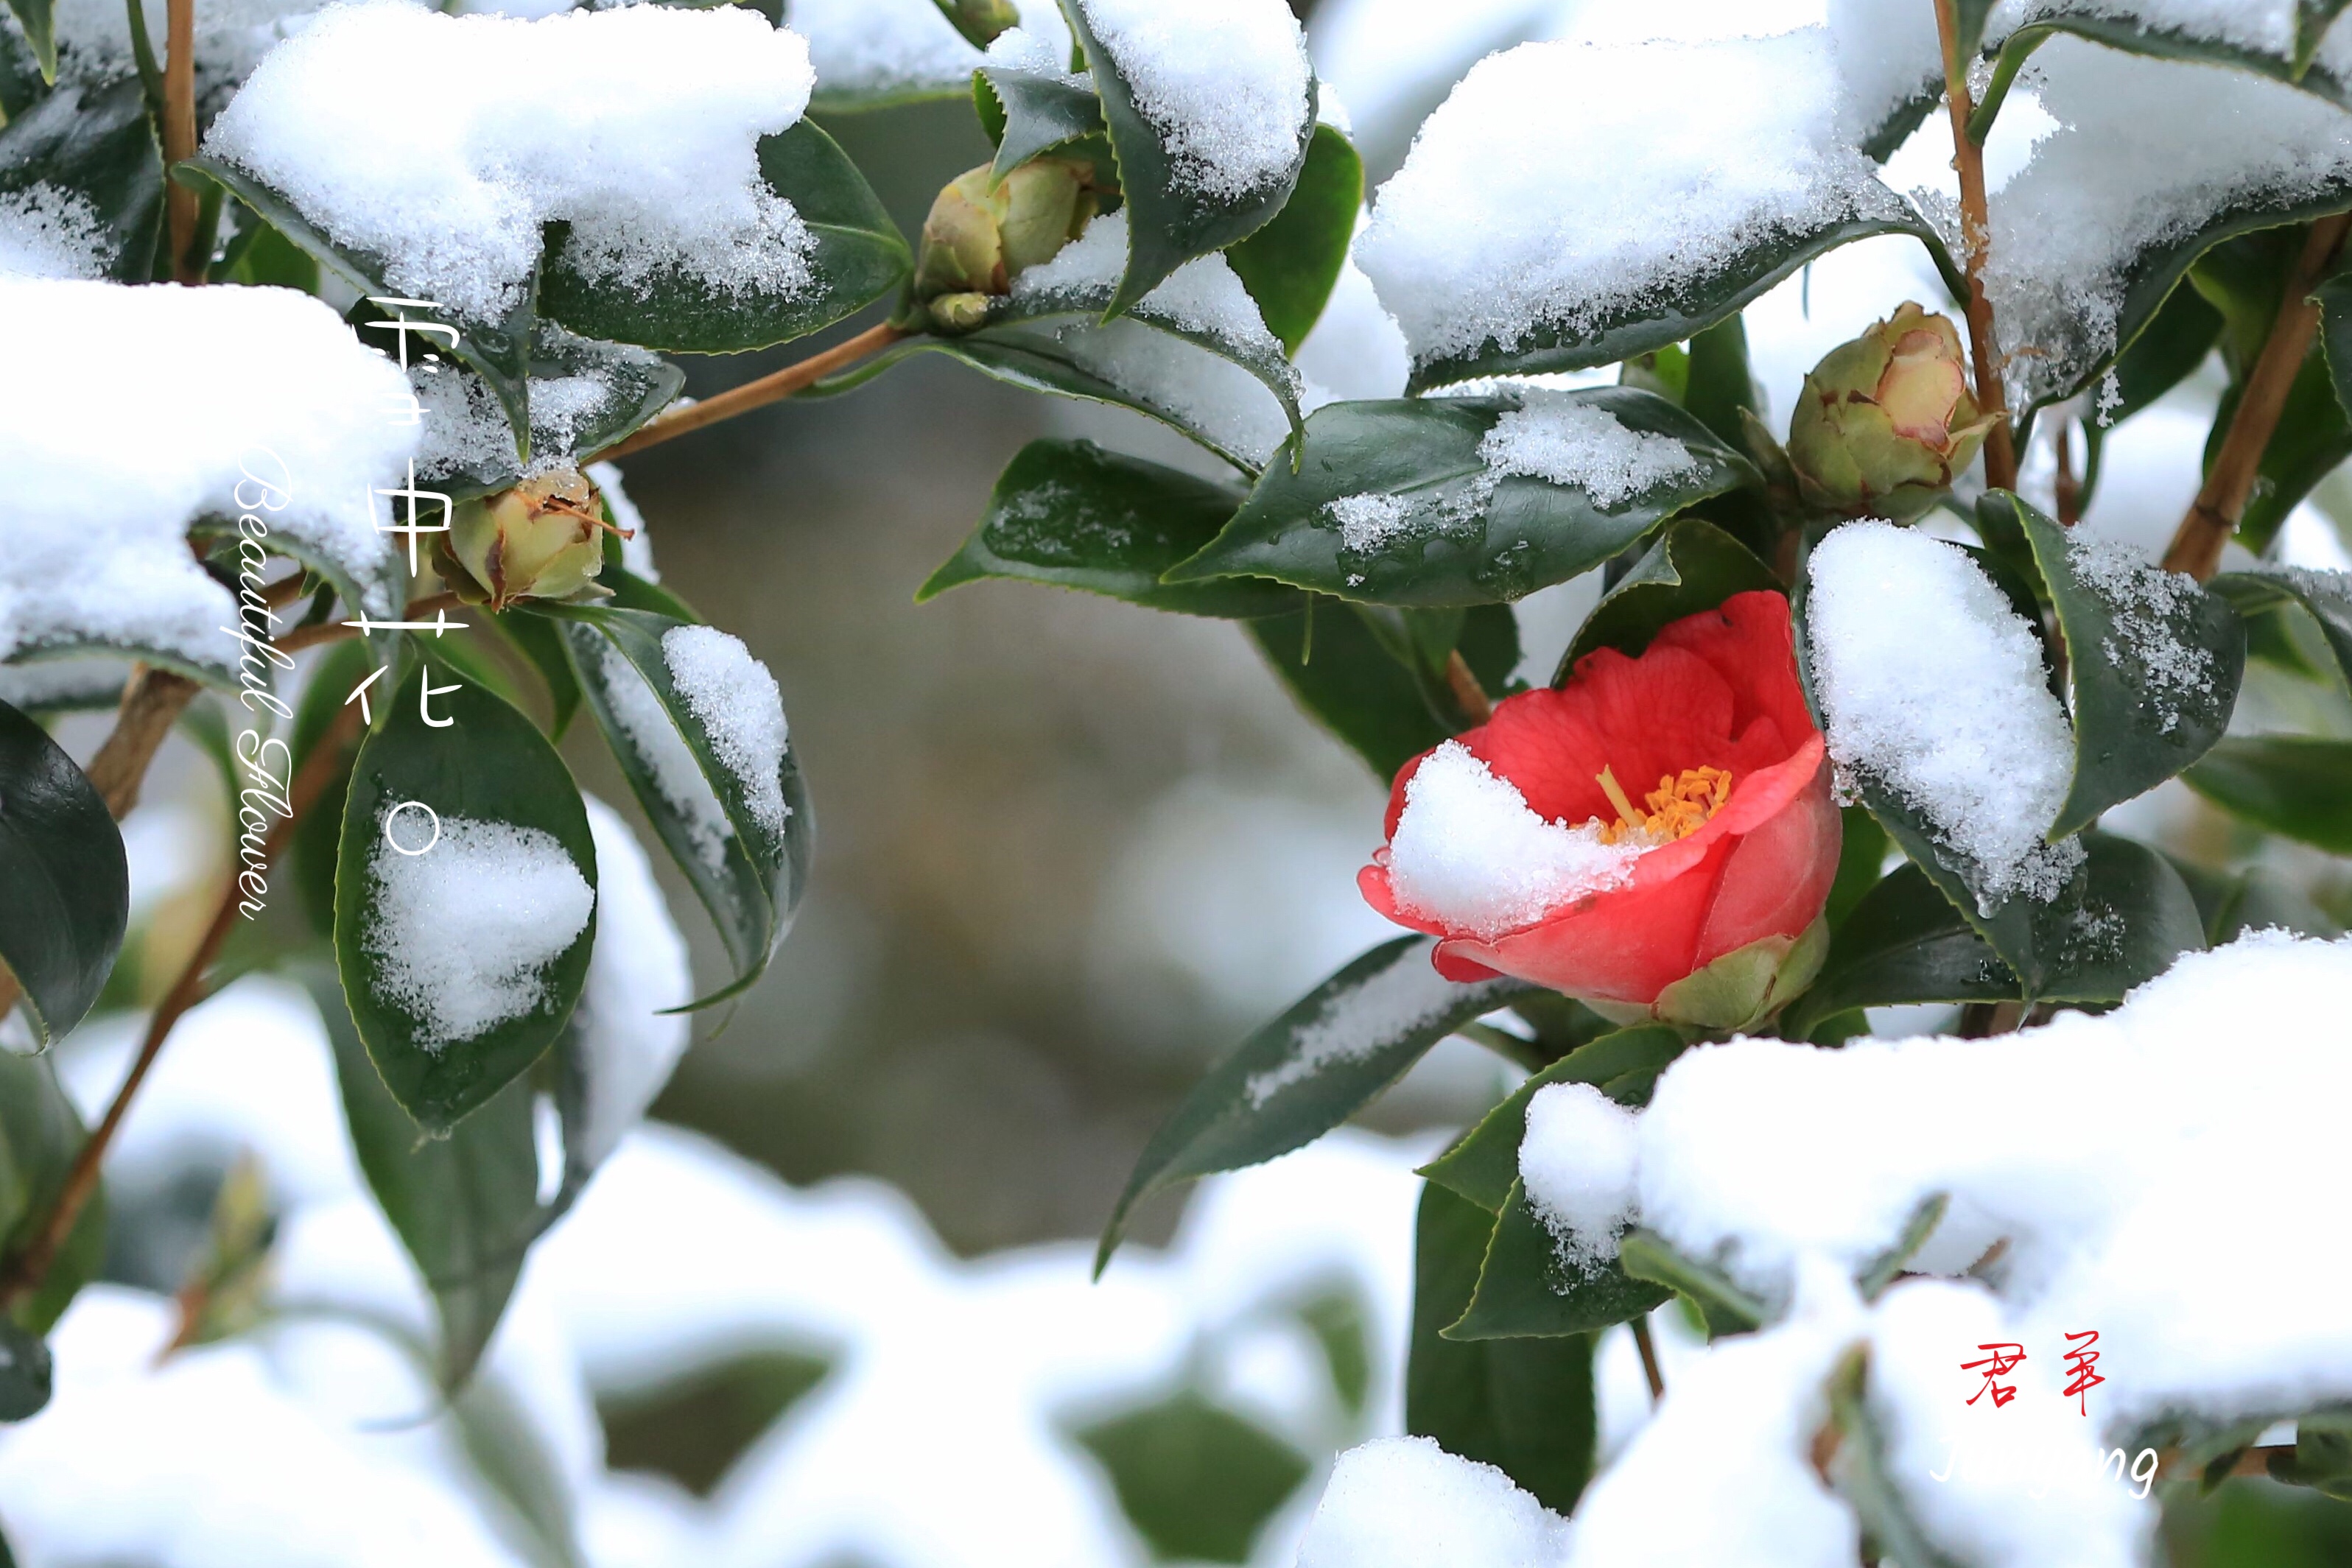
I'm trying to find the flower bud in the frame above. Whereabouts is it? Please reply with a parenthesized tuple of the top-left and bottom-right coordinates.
(914, 159, 1092, 331)
(438, 468, 614, 611)
(934, 0, 1019, 49)
(1786, 303, 1995, 521)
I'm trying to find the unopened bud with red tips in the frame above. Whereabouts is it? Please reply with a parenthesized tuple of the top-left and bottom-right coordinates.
(1787, 303, 1996, 521)
(913, 158, 1093, 332)
(436, 468, 617, 611)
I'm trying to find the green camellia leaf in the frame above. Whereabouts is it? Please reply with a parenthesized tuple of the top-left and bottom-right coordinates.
(1247, 599, 1451, 780)
(1225, 124, 1361, 355)
(1169, 390, 1756, 608)
(2, 0, 52, 82)
(312, 966, 541, 1391)
(2169, 857, 2342, 944)
(1420, 1025, 1688, 1215)
(541, 603, 810, 1010)
(539, 120, 907, 354)
(1073, 1391, 1310, 1564)
(334, 661, 598, 1135)
(0, 1318, 49, 1423)
(1780, 864, 2022, 1039)
(1060, 0, 1314, 314)
(2209, 566, 2352, 690)
(0, 75, 161, 281)
(1406, 1184, 1597, 1513)
(920, 438, 1299, 617)
(1978, 7, 2352, 142)
(977, 64, 1107, 180)
(1558, 517, 1780, 678)
(217, 208, 320, 292)
(0, 697, 127, 1045)
(2183, 736, 2352, 852)
(1822, 1347, 1962, 1568)
(0, 1048, 106, 1339)
(416, 327, 684, 504)
(1447, 1180, 1668, 1340)
(2235, 345, 2352, 555)
(2001, 495, 2245, 835)
(1097, 936, 1532, 1274)
(491, 608, 583, 741)
(1617, 1228, 1766, 1337)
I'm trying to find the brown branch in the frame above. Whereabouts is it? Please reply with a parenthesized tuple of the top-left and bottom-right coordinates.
(162, 0, 198, 283)
(594, 320, 909, 463)
(2160, 213, 2352, 580)
(1934, 0, 2019, 492)
(1444, 650, 1494, 728)
(276, 590, 465, 655)
(1632, 1315, 1666, 1404)
(84, 664, 201, 819)
(2054, 419, 2081, 527)
(0, 701, 362, 1312)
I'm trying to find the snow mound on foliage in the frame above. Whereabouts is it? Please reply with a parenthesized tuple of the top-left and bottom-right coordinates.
(661, 625, 790, 840)
(0, 181, 113, 279)
(789, 0, 1070, 102)
(1075, 0, 1311, 202)
(1479, 394, 1700, 507)
(1014, 211, 1290, 368)
(1298, 1436, 1570, 1568)
(205, 0, 818, 323)
(0, 277, 414, 677)
(1519, 1081, 1641, 1270)
(564, 798, 693, 1171)
(597, 636, 734, 875)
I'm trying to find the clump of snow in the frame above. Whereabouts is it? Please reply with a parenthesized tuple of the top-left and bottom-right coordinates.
(1982, 38, 2352, 408)
(594, 636, 734, 875)
(1297, 1436, 1570, 1568)
(2065, 534, 2216, 734)
(0, 278, 415, 675)
(363, 813, 597, 1049)
(1518, 1081, 1642, 1271)
(1326, 493, 1413, 553)
(1806, 521, 2082, 908)
(587, 460, 656, 580)
(661, 625, 791, 841)
(0, 183, 113, 280)
(1013, 211, 1290, 370)
(1294, 254, 1411, 403)
(1355, 29, 1909, 374)
(793, 0, 977, 99)
(205, 1, 819, 325)
(408, 331, 668, 480)
(1075, 0, 1310, 203)
(1385, 740, 1644, 940)
(1036, 316, 1291, 468)
(566, 798, 693, 1170)
(1480, 393, 1701, 508)
(1827, 0, 1943, 147)
(1245, 941, 1512, 1105)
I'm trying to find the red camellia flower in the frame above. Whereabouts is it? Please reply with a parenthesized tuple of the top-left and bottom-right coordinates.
(1358, 590, 1838, 1016)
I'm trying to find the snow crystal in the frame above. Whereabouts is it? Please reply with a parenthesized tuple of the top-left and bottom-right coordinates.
(1479, 393, 1700, 509)
(0, 278, 415, 675)
(790, 0, 980, 99)
(2065, 534, 2216, 734)
(1518, 1081, 1642, 1271)
(1326, 493, 1413, 553)
(1827, 0, 1943, 146)
(1075, 0, 1310, 203)
(1244, 945, 1511, 1105)
(2005, 0, 2297, 57)
(0, 655, 130, 712)
(566, 797, 692, 1170)
(661, 625, 790, 841)
(1012, 211, 1287, 365)
(0, 183, 112, 280)
(1982, 38, 2352, 408)
(1036, 316, 1291, 468)
(1806, 521, 2082, 908)
(588, 460, 656, 580)
(204, 1, 818, 325)
(596, 637, 734, 876)
(1385, 740, 1644, 941)
(1355, 29, 1908, 374)
(1297, 1437, 1570, 1568)
(362, 814, 597, 1049)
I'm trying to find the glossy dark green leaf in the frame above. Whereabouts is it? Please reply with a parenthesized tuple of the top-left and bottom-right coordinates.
(1617, 1228, 1765, 1337)
(1781, 864, 2021, 1039)
(1247, 599, 1451, 780)
(536, 120, 905, 353)
(2080, 282, 2222, 509)
(2004, 495, 2245, 834)
(2183, 736, 2352, 851)
(1681, 314, 1767, 452)
(0, 74, 161, 281)
(597, 1346, 832, 1497)
(334, 663, 598, 1134)
(2239, 349, 2352, 555)
(2211, 566, 2352, 692)
(920, 438, 1297, 616)
(0, 1317, 49, 1422)
(491, 608, 583, 740)
(1406, 1184, 1596, 1513)
(1981, 10, 2352, 138)
(977, 64, 1105, 179)
(1173, 390, 1755, 609)
(544, 605, 808, 1010)
(1827, 806, 1891, 929)
(1061, 0, 1313, 314)
(1097, 936, 1531, 1273)
(312, 966, 541, 1390)
(1447, 1180, 1667, 1340)
(0, 696, 127, 1044)
(1073, 1391, 1309, 1564)
(0, 1047, 104, 1337)
(1225, 124, 1361, 355)
(1420, 1025, 1687, 1216)
(1557, 518, 1780, 678)
(217, 208, 320, 292)
(2, 0, 50, 82)
(1408, 211, 1960, 393)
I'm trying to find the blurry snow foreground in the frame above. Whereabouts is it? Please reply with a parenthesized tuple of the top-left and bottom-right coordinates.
(1299, 931, 2352, 1568)
(0, 967, 1429, 1568)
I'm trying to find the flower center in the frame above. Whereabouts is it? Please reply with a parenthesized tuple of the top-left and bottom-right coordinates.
(1596, 764, 1734, 845)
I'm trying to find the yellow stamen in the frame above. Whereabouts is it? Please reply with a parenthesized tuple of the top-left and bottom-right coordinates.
(1596, 765, 1643, 828)
(1596, 764, 1735, 845)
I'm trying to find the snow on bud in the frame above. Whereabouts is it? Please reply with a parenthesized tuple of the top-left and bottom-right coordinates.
(1786, 303, 1995, 522)
(438, 468, 618, 611)
(913, 159, 1094, 331)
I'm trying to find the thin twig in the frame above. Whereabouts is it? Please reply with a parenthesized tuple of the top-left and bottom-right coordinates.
(0, 703, 362, 1312)
(1934, 0, 2020, 492)
(2054, 419, 2081, 527)
(83, 664, 200, 819)
(595, 321, 910, 463)
(1632, 1315, 1666, 1404)
(2161, 213, 2352, 581)
(162, 0, 198, 283)
(277, 591, 464, 654)
(1444, 650, 1494, 728)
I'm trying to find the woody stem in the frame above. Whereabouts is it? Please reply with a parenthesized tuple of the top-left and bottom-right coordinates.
(162, 0, 199, 282)
(596, 321, 909, 463)
(1933, 0, 2019, 491)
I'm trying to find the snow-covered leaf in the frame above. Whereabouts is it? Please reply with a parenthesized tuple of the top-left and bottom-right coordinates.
(1615, 1228, 1766, 1338)
(1060, 0, 1314, 316)
(793, 0, 1067, 113)
(919, 437, 1298, 616)
(0, 75, 160, 281)
(1421, 1025, 1686, 1216)
(2183, 736, 2352, 851)
(1446, 1179, 1667, 1340)
(976, 63, 1105, 178)
(544, 604, 807, 1010)
(1557, 518, 1777, 680)
(1779, 864, 2021, 1039)
(0, 696, 125, 1046)
(334, 661, 600, 1135)
(1225, 123, 1361, 356)
(1173, 390, 1752, 609)
(3, 0, 50, 82)
(0, 1047, 105, 1337)
(2211, 564, 2352, 691)
(404, 323, 683, 503)
(1097, 936, 1531, 1273)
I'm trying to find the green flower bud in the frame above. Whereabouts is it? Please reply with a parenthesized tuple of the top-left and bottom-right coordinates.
(1786, 302, 1995, 522)
(933, 0, 1019, 49)
(438, 468, 613, 611)
(916, 168, 1008, 301)
(928, 291, 993, 333)
(913, 159, 1092, 330)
